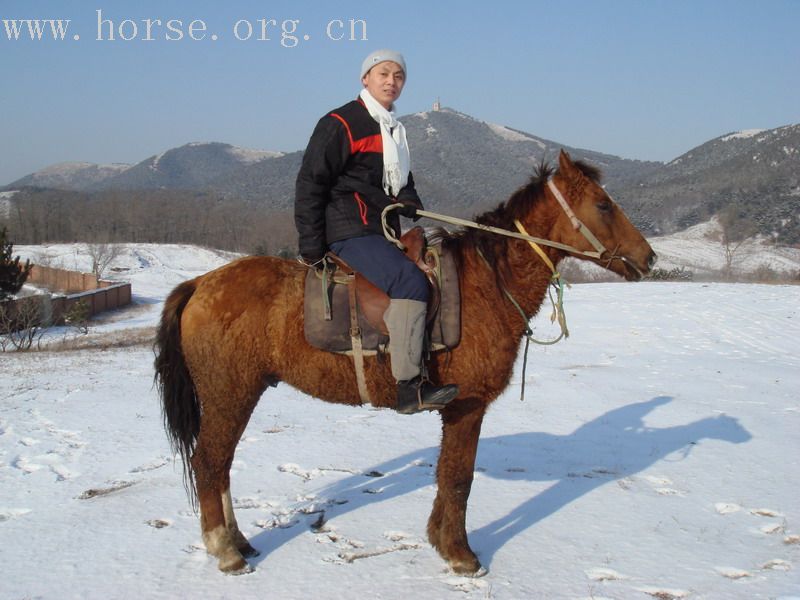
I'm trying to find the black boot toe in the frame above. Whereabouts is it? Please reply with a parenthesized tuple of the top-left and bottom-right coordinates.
(396, 377, 458, 414)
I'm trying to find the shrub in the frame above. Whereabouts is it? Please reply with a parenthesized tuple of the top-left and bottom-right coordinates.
(646, 267, 694, 281)
(63, 299, 91, 335)
(0, 227, 31, 301)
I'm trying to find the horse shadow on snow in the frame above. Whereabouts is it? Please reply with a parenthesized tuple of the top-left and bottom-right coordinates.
(248, 396, 751, 570)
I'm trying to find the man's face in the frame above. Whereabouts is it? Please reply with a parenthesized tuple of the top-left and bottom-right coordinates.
(361, 61, 406, 110)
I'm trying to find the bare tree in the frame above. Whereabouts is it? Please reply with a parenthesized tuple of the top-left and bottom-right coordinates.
(717, 205, 757, 280)
(0, 296, 46, 351)
(85, 243, 122, 280)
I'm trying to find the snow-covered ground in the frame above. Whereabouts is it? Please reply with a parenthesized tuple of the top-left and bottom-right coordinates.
(2, 244, 799, 599)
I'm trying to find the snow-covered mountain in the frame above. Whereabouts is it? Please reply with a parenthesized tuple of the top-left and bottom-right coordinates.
(5, 143, 284, 192)
(616, 124, 800, 242)
(401, 108, 662, 216)
(7, 161, 131, 190)
(4, 115, 798, 243)
(91, 142, 284, 191)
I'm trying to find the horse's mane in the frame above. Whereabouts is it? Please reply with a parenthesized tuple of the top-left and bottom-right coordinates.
(433, 158, 603, 274)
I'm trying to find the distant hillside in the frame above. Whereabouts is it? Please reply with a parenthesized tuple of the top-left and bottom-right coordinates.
(613, 124, 800, 243)
(0, 108, 662, 211)
(209, 108, 662, 211)
(206, 152, 304, 205)
(8, 162, 130, 190)
(4, 112, 798, 243)
(400, 108, 662, 215)
(91, 142, 284, 191)
(5, 143, 283, 192)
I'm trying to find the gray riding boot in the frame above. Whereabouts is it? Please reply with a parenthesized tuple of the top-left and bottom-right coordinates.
(384, 299, 458, 414)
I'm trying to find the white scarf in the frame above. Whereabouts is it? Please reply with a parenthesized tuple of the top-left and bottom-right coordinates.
(359, 88, 410, 197)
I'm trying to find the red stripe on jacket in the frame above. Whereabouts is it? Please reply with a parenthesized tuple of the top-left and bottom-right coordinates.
(329, 112, 382, 154)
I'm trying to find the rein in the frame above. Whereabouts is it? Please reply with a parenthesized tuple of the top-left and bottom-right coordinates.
(381, 178, 610, 261)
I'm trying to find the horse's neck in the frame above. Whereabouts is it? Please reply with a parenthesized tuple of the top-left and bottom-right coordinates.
(501, 242, 559, 320)
(499, 206, 562, 321)
(462, 237, 559, 339)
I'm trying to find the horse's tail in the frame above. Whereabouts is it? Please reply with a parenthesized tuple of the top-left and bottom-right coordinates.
(154, 278, 200, 506)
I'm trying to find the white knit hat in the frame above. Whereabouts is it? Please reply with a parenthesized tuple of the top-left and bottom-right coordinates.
(360, 49, 406, 80)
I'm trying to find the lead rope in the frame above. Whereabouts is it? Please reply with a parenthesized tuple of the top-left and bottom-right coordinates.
(475, 231, 570, 402)
(512, 219, 571, 346)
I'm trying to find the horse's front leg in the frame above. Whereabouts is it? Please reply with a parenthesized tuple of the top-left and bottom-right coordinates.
(428, 397, 486, 575)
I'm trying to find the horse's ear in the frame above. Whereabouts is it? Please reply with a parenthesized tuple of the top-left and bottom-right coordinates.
(558, 149, 580, 180)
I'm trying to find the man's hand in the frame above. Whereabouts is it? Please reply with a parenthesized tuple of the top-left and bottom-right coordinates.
(299, 254, 326, 270)
(397, 201, 421, 221)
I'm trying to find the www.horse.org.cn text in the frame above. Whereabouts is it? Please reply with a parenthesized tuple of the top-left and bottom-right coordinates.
(2, 11, 369, 47)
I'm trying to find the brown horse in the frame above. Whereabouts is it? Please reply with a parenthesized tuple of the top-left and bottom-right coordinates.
(154, 150, 656, 575)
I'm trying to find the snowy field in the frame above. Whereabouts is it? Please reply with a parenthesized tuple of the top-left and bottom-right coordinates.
(1, 244, 799, 599)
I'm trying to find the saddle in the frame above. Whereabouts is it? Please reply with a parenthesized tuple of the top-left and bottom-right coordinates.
(303, 227, 461, 355)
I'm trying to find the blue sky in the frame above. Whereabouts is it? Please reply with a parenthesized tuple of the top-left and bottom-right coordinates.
(1, 0, 798, 184)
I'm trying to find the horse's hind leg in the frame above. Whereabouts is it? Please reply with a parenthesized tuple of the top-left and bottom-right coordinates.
(428, 398, 486, 575)
(192, 394, 260, 574)
(221, 483, 258, 557)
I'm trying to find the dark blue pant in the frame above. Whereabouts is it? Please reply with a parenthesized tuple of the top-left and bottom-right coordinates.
(329, 234, 429, 302)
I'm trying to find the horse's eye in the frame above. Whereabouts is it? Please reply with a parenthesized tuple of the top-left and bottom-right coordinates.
(596, 199, 612, 213)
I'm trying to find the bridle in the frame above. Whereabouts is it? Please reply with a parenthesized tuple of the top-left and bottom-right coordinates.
(544, 178, 645, 278)
(545, 178, 608, 259)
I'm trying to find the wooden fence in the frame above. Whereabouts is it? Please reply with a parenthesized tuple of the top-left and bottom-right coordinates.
(2, 265, 132, 330)
(27, 265, 120, 294)
(47, 282, 132, 323)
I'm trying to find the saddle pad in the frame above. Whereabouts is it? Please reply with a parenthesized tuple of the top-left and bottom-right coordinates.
(303, 245, 461, 354)
(304, 269, 388, 353)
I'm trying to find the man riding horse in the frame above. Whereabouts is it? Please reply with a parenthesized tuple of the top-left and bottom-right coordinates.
(294, 49, 459, 414)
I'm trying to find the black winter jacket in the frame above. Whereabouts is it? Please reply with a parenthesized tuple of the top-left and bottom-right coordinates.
(294, 98, 422, 262)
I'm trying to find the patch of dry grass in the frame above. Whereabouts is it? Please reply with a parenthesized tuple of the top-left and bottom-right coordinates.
(46, 327, 156, 352)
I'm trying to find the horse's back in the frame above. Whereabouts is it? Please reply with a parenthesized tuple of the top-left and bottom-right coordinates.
(189, 255, 303, 309)
(180, 255, 305, 367)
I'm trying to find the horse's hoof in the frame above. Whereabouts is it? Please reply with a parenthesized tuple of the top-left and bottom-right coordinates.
(465, 566, 489, 578)
(448, 556, 484, 576)
(218, 548, 252, 574)
(222, 562, 254, 576)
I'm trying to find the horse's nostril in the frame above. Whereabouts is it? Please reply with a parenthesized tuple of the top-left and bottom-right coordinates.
(648, 252, 658, 270)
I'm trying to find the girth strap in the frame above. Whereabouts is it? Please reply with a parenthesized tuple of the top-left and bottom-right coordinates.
(346, 269, 371, 405)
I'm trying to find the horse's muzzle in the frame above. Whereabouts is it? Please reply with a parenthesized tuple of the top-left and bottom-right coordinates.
(619, 249, 657, 281)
